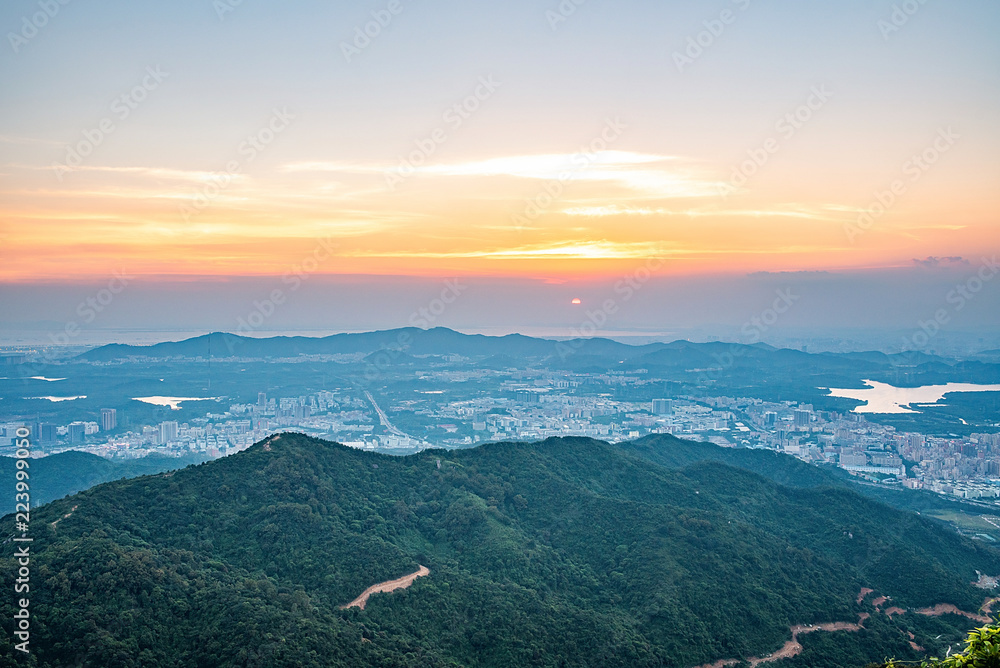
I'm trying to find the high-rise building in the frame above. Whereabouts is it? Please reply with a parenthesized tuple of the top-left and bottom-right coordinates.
(651, 399, 672, 415)
(257, 392, 267, 408)
(159, 421, 179, 443)
(794, 410, 811, 428)
(68, 422, 86, 443)
(100, 408, 117, 431)
(38, 423, 56, 443)
(840, 452, 868, 467)
(516, 390, 540, 404)
(764, 412, 778, 427)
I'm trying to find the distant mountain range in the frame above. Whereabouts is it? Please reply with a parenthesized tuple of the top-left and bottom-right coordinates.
(77, 327, 960, 368)
(3, 433, 998, 666)
(76, 328, 666, 361)
(75, 329, 1000, 396)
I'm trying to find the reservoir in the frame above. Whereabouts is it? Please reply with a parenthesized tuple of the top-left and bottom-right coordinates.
(824, 380, 1000, 413)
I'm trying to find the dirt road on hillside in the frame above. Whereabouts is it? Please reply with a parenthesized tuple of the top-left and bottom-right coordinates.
(340, 566, 430, 610)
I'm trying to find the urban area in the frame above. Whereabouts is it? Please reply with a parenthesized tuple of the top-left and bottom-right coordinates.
(4, 364, 1000, 504)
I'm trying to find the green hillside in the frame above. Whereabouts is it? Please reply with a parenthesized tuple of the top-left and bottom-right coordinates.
(1, 434, 997, 667)
(0, 451, 208, 515)
(623, 435, 993, 517)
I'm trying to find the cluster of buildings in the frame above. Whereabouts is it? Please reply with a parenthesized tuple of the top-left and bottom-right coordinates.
(3, 365, 999, 505)
(7, 391, 382, 459)
(724, 396, 1000, 499)
(2, 408, 118, 447)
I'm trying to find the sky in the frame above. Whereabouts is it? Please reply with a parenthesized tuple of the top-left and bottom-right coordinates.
(1, 0, 998, 344)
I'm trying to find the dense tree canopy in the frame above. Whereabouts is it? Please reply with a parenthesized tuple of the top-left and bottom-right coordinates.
(1, 434, 997, 667)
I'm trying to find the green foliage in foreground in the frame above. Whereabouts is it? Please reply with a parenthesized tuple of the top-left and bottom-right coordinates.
(877, 622, 1000, 667)
(2, 433, 999, 667)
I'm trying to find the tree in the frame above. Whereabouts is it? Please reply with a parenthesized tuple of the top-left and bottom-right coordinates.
(881, 623, 1000, 668)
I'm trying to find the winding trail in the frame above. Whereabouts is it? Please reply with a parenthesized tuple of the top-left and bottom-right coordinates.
(694, 615, 867, 668)
(916, 603, 990, 624)
(692, 588, 997, 668)
(749, 616, 867, 667)
(50, 505, 77, 528)
(339, 566, 430, 611)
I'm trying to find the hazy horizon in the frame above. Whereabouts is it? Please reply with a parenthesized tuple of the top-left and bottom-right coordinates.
(3, 1, 998, 284)
(1, 261, 997, 354)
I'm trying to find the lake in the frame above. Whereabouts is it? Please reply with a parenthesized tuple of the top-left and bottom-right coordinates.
(823, 380, 1000, 414)
(133, 396, 221, 410)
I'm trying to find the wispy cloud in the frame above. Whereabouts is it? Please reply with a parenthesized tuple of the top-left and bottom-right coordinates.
(281, 151, 725, 199)
(0, 135, 64, 147)
(5, 163, 244, 184)
(561, 203, 849, 220)
(416, 151, 724, 199)
(280, 161, 387, 174)
(346, 239, 667, 260)
(912, 256, 969, 268)
(343, 238, 847, 260)
(63, 165, 242, 183)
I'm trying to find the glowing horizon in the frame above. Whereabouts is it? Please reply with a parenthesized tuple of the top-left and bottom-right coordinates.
(1, 1, 997, 282)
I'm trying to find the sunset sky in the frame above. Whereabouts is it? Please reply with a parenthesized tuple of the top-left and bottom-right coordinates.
(0, 1, 999, 346)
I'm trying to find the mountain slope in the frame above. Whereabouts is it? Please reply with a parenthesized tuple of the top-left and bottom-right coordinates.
(622, 434, 994, 516)
(75, 328, 668, 362)
(0, 451, 207, 514)
(2, 434, 998, 667)
(75, 327, 971, 372)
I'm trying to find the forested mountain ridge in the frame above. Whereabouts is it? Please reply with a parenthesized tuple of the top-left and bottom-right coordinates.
(2, 433, 998, 667)
(0, 451, 207, 515)
(76, 326, 975, 371)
